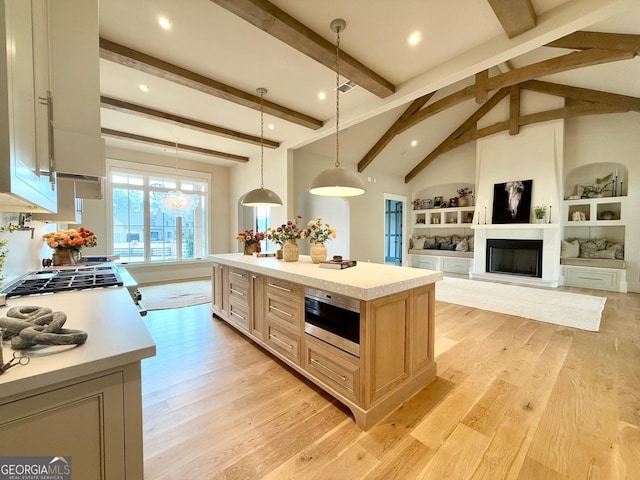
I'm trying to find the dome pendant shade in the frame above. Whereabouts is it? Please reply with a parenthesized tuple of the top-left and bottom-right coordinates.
(308, 166, 366, 197)
(242, 187, 283, 207)
(241, 87, 283, 208)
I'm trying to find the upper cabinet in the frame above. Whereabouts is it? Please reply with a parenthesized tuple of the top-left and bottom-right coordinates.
(0, 0, 57, 212)
(49, 0, 104, 178)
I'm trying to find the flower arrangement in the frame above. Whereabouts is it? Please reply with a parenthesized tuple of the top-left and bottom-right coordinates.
(43, 227, 98, 251)
(306, 217, 336, 244)
(457, 187, 473, 198)
(236, 229, 264, 246)
(271, 216, 308, 242)
(0, 237, 9, 281)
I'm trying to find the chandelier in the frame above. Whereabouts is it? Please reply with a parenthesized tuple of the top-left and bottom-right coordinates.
(157, 139, 200, 218)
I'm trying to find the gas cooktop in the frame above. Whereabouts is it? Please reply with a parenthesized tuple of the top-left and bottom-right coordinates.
(1, 265, 124, 301)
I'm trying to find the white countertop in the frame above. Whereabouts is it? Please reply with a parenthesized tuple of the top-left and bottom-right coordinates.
(209, 254, 442, 300)
(0, 287, 156, 400)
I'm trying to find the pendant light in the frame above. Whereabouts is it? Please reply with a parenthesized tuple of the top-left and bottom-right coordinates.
(242, 88, 283, 207)
(309, 19, 366, 197)
(156, 139, 200, 218)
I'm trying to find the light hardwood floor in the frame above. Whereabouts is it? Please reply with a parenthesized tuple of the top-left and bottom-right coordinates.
(141, 285, 640, 479)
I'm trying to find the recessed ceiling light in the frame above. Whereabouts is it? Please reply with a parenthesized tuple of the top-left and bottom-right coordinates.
(268, 124, 275, 130)
(158, 17, 171, 29)
(318, 91, 326, 101)
(408, 32, 422, 46)
(139, 84, 149, 92)
(411, 140, 418, 147)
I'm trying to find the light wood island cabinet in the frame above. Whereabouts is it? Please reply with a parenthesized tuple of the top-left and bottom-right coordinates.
(210, 254, 441, 430)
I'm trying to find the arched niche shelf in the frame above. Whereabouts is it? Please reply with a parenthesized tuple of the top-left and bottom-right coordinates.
(564, 162, 627, 199)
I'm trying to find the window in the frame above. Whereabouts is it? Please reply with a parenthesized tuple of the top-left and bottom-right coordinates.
(108, 160, 209, 263)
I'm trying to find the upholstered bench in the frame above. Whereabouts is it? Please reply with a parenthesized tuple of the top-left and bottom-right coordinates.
(560, 238, 626, 292)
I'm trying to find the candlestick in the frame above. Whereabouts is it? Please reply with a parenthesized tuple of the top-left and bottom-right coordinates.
(477, 211, 480, 224)
(549, 196, 552, 207)
(548, 204, 552, 224)
(484, 206, 487, 224)
(613, 175, 618, 197)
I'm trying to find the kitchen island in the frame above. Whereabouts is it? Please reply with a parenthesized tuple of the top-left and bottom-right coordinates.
(209, 253, 442, 430)
(0, 287, 156, 478)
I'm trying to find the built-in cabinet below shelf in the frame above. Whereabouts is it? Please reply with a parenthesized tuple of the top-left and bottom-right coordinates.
(413, 206, 475, 228)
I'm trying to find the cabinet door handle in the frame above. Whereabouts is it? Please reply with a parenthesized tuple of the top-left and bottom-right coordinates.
(229, 271, 244, 278)
(229, 288, 245, 296)
(251, 275, 258, 279)
(269, 305, 292, 317)
(269, 333, 293, 350)
(230, 310, 246, 321)
(268, 283, 292, 293)
(38, 91, 55, 186)
(310, 358, 347, 382)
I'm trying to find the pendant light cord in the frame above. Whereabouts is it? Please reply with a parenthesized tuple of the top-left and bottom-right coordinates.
(259, 88, 266, 189)
(335, 25, 341, 169)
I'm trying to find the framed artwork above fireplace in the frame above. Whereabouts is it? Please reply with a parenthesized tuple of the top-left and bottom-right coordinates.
(492, 179, 533, 224)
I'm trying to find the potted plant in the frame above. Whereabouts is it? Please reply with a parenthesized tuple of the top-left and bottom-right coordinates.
(534, 205, 546, 223)
(456, 187, 473, 207)
(306, 217, 337, 263)
(580, 172, 614, 198)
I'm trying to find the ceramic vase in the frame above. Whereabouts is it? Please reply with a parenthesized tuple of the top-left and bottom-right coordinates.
(276, 248, 283, 259)
(310, 243, 327, 264)
(282, 240, 299, 262)
(53, 248, 81, 266)
(458, 196, 470, 207)
(244, 243, 260, 255)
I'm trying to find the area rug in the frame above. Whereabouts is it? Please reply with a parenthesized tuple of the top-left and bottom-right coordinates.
(139, 279, 211, 311)
(435, 277, 606, 331)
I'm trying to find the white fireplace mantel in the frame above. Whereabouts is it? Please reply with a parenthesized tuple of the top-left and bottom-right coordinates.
(471, 224, 562, 287)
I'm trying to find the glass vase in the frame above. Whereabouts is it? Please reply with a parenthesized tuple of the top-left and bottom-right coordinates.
(310, 243, 327, 264)
(282, 240, 299, 262)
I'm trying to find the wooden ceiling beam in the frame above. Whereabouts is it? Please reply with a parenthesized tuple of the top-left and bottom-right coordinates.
(101, 128, 250, 163)
(487, 0, 537, 38)
(405, 88, 510, 183)
(521, 80, 640, 112)
(99, 38, 323, 130)
(485, 48, 635, 91)
(357, 93, 435, 172)
(101, 96, 280, 149)
(210, 0, 395, 98)
(546, 31, 640, 53)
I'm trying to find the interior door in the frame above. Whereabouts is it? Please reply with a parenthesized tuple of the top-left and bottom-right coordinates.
(385, 199, 403, 265)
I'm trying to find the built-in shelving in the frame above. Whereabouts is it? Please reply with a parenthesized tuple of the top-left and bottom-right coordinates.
(564, 197, 625, 227)
(413, 206, 475, 229)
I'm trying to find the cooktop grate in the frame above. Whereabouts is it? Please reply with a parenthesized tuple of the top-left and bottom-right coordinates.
(2, 266, 124, 298)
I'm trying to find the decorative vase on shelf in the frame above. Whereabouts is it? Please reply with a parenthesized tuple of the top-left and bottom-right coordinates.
(458, 196, 470, 207)
(244, 243, 260, 255)
(276, 248, 283, 259)
(310, 243, 327, 264)
(53, 248, 81, 266)
(282, 240, 299, 262)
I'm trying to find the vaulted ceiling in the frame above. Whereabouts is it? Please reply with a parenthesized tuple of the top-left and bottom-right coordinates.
(99, 0, 640, 183)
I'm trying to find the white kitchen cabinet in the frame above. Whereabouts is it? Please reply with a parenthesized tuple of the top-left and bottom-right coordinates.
(49, 0, 104, 177)
(32, 177, 82, 223)
(0, 0, 57, 213)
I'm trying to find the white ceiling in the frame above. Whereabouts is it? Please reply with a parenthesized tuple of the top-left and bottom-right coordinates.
(99, 0, 640, 178)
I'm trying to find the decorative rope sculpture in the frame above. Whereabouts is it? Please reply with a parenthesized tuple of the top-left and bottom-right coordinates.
(0, 306, 88, 350)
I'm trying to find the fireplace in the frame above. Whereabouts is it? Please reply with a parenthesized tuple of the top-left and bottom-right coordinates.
(486, 239, 543, 278)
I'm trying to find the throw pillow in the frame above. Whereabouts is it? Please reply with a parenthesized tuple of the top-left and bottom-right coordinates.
(606, 242, 625, 260)
(424, 243, 440, 250)
(435, 235, 452, 246)
(455, 238, 469, 252)
(443, 243, 457, 251)
(579, 240, 601, 258)
(561, 239, 580, 258)
(593, 246, 617, 259)
(452, 234, 465, 244)
(466, 235, 474, 252)
(412, 236, 426, 249)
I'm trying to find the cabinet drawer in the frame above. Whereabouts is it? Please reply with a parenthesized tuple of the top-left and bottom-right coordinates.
(266, 323, 300, 365)
(266, 277, 303, 300)
(228, 269, 249, 307)
(266, 293, 302, 331)
(304, 335, 360, 402)
(441, 257, 470, 274)
(412, 256, 438, 270)
(228, 301, 250, 331)
(564, 267, 620, 291)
